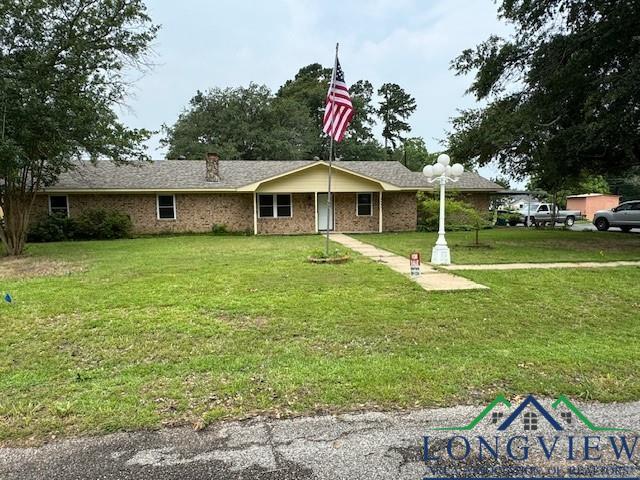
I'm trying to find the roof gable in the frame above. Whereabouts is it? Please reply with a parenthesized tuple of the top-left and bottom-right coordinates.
(252, 163, 390, 192)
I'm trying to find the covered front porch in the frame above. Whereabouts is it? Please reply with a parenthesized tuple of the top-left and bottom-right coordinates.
(251, 191, 384, 234)
(242, 162, 418, 235)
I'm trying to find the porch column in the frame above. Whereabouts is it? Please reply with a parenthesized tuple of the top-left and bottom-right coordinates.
(253, 192, 258, 235)
(314, 192, 318, 233)
(378, 191, 383, 233)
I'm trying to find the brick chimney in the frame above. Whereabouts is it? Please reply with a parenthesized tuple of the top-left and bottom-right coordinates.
(205, 152, 220, 182)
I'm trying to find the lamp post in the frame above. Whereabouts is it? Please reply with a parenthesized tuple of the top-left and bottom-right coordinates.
(422, 154, 464, 265)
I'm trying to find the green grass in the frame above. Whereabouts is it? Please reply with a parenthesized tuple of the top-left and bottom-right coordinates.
(355, 228, 640, 264)
(1, 232, 639, 444)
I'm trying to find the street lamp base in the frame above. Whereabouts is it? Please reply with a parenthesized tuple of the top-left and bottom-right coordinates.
(431, 244, 451, 265)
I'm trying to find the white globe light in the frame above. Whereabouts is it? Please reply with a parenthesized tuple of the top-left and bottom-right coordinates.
(422, 165, 434, 178)
(445, 165, 452, 176)
(437, 153, 451, 166)
(451, 163, 464, 177)
(432, 162, 445, 176)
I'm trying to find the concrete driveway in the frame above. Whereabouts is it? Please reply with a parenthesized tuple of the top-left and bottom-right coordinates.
(570, 223, 640, 233)
(2, 400, 640, 480)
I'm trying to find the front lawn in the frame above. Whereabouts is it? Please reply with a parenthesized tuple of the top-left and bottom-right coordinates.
(355, 228, 640, 264)
(1, 233, 639, 444)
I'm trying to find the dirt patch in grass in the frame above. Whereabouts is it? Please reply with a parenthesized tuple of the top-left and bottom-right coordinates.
(0, 256, 84, 280)
(201, 308, 271, 329)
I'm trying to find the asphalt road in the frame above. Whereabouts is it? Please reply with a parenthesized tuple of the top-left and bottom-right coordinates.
(569, 223, 640, 233)
(2, 399, 640, 479)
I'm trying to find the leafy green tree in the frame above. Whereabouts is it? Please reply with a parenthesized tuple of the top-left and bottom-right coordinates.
(575, 175, 610, 195)
(161, 84, 315, 160)
(348, 80, 376, 142)
(0, 0, 158, 256)
(418, 194, 491, 245)
(277, 65, 385, 161)
(490, 176, 511, 190)
(335, 79, 387, 161)
(448, 0, 640, 198)
(165, 63, 416, 164)
(530, 173, 610, 208)
(608, 167, 640, 202)
(277, 63, 332, 158)
(277, 63, 332, 121)
(335, 138, 386, 162)
(390, 137, 438, 171)
(377, 83, 417, 151)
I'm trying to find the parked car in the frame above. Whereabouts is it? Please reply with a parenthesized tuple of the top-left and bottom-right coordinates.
(516, 203, 582, 227)
(593, 200, 640, 232)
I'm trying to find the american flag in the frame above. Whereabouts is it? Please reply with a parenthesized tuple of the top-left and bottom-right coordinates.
(322, 58, 354, 142)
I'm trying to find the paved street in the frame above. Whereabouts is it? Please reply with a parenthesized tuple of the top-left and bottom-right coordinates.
(2, 400, 639, 479)
(443, 260, 640, 270)
(503, 223, 640, 233)
(569, 224, 640, 233)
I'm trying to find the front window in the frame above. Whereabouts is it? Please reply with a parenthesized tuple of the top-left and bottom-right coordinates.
(49, 195, 69, 216)
(157, 195, 176, 220)
(357, 193, 373, 216)
(258, 194, 292, 218)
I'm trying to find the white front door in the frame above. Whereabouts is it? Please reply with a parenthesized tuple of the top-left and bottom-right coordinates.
(317, 193, 334, 231)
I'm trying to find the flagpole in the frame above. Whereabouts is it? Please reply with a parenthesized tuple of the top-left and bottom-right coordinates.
(325, 42, 339, 256)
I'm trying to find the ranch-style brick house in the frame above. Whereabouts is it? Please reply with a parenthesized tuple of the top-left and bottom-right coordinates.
(33, 154, 504, 235)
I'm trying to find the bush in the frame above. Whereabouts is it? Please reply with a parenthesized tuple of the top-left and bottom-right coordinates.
(496, 213, 509, 226)
(507, 212, 521, 226)
(211, 224, 253, 236)
(27, 214, 76, 242)
(418, 195, 491, 232)
(75, 209, 132, 240)
(29, 209, 133, 243)
(211, 223, 228, 235)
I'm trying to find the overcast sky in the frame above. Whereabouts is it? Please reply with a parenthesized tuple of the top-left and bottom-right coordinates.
(120, 0, 517, 184)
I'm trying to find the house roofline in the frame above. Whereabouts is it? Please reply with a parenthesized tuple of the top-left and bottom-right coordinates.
(415, 187, 506, 192)
(40, 186, 505, 194)
(236, 160, 401, 191)
(40, 188, 239, 194)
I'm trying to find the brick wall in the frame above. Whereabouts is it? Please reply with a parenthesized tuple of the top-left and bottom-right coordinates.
(32, 193, 254, 234)
(31, 190, 421, 235)
(457, 192, 492, 211)
(334, 192, 380, 233)
(382, 192, 417, 231)
(256, 193, 315, 234)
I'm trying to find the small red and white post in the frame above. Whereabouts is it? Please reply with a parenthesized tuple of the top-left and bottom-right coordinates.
(410, 252, 421, 277)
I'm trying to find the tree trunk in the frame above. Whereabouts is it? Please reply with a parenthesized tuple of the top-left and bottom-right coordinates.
(0, 192, 35, 256)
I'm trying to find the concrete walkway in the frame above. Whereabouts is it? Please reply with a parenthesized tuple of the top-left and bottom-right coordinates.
(443, 260, 640, 271)
(331, 234, 487, 292)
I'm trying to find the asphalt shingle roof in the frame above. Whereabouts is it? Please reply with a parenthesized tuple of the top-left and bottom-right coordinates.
(47, 160, 504, 192)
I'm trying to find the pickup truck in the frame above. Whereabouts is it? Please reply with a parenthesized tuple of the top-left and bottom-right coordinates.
(516, 203, 582, 227)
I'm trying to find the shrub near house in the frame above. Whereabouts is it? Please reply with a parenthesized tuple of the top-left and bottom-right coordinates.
(418, 194, 492, 232)
(28, 209, 132, 242)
